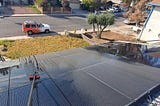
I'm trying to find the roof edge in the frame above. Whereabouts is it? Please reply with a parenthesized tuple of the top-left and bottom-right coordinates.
(125, 83, 160, 106)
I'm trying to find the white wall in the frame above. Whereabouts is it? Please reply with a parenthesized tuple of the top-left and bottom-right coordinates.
(138, 6, 160, 41)
(110, 0, 121, 4)
(70, 3, 80, 9)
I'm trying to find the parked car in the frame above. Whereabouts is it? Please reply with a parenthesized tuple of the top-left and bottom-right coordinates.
(123, 19, 136, 25)
(107, 5, 121, 13)
(22, 21, 51, 35)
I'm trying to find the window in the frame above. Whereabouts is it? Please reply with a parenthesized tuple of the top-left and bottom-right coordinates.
(37, 23, 43, 28)
(31, 24, 36, 28)
(25, 24, 30, 28)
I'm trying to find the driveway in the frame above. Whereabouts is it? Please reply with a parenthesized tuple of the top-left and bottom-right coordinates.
(0, 6, 38, 15)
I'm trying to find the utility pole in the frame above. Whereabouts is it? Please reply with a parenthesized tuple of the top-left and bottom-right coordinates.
(2, 0, 5, 6)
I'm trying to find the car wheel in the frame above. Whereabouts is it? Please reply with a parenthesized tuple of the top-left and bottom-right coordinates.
(27, 30, 33, 35)
(45, 29, 50, 33)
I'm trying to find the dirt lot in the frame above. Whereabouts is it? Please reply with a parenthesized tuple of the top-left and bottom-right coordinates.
(86, 31, 137, 44)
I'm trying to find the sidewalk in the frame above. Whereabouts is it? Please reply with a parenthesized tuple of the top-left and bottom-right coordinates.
(11, 6, 38, 14)
(0, 36, 31, 40)
(0, 6, 89, 17)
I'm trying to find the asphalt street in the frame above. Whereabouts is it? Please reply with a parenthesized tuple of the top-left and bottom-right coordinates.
(0, 15, 91, 37)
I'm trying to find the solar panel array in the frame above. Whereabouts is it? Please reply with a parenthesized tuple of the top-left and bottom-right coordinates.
(0, 43, 160, 106)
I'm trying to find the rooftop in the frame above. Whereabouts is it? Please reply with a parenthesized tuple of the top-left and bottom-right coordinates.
(0, 42, 160, 106)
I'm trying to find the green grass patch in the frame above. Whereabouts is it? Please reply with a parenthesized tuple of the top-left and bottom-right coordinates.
(0, 40, 14, 46)
(35, 0, 43, 7)
(28, 5, 41, 14)
(3, 36, 89, 59)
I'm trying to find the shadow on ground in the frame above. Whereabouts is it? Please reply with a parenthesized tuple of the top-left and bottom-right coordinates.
(47, 14, 87, 19)
(28, 31, 59, 38)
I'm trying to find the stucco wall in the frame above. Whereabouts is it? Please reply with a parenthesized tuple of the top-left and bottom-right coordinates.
(139, 6, 160, 41)
(70, 3, 80, 9)
(6, 0, 29, 5)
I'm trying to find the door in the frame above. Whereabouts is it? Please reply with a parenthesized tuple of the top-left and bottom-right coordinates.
(31, 24, 40, 33)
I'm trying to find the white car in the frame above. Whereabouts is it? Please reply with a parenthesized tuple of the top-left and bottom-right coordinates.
(123, 19, 136, 25)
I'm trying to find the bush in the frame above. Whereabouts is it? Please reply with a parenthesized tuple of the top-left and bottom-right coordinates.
(81, 0, 94, 11)
(28, 5, 41, 14)
(35, 0, 43, 7)
(0, 40, 13, 46)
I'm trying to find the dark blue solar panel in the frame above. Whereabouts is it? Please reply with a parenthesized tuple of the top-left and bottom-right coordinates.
(0, 42, 160, 106)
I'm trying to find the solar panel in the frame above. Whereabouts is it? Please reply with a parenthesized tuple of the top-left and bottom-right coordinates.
(0, 43, 160, 106)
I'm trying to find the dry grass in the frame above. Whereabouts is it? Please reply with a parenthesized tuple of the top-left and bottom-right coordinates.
(1, 36, 89, 59)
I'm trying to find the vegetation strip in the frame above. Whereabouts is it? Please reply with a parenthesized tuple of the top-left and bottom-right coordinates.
(0, 36, 89, 59)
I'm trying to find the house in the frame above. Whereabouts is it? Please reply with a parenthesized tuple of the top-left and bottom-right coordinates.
(138, 0, 160, 42)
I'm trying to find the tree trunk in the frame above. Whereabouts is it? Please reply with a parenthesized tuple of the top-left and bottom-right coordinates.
(92, 24, 95, 32)
(97, 32, 101, 38)
(96, 24, 100, 38)
(96, 25, 107, 39)
(97, 31, 102, 39)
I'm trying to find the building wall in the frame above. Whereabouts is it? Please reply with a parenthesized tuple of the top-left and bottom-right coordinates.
(15, 0, 29, 5)
(110, 0, 121, 4)
(138, 6, 160, 41)
(70, 3, 80, 9)
(2, 0, 28, 5)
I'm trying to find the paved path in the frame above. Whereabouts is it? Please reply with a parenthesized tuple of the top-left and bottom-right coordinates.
(11, 6, 38, 14)
(1, 6, 89, 15)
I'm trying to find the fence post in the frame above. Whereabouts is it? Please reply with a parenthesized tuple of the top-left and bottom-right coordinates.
(51, 7, 53, 14)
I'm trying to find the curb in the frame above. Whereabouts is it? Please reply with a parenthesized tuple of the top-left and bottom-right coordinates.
(0, 36, 31, 40)
(1, 14, 46, 17)
(1, 13, 88, 17)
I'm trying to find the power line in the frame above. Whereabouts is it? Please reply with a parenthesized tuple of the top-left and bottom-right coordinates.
(27, 74, 36, 106)
(35, 84, 40, 106)
(27, 56, 40, 106)
(40, 66, 72, 106)
(7, 69, 11, 106)
(1, 54, 11, 106)
(33, 55, 72, 106)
